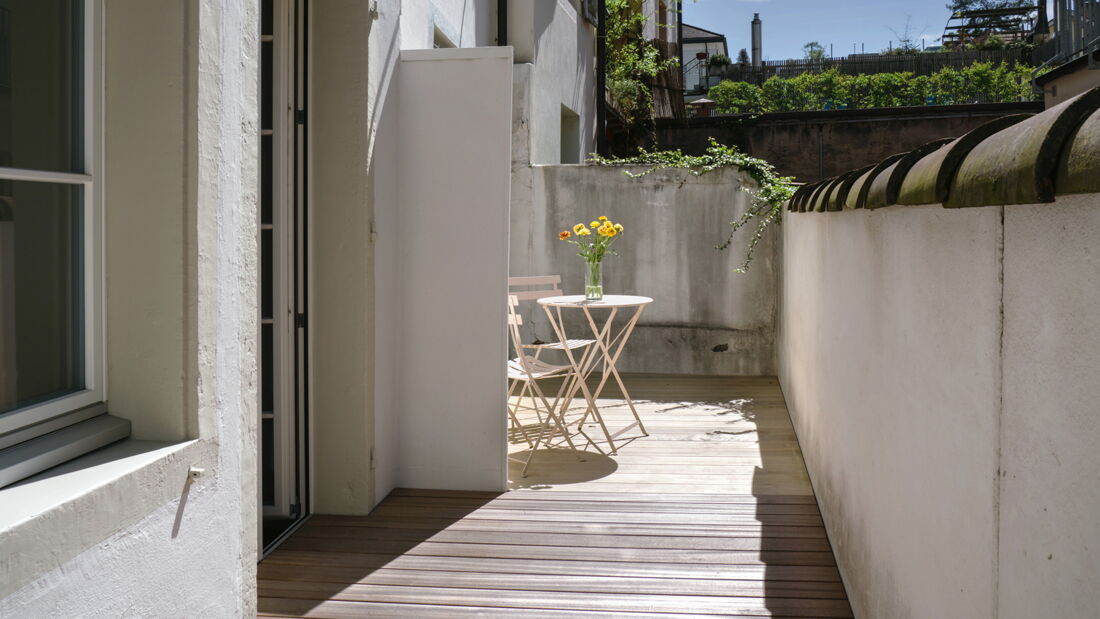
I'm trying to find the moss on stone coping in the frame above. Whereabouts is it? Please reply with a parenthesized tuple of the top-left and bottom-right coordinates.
(811, 176, 838, 212)
(946, 87, 1100, 207)
(1055, 106, 1100, 195)
(899, 114, 1032, 206)
(786, 86, 1100, 213)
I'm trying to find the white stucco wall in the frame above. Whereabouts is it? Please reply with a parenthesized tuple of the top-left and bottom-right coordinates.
(1, 0, 257, 614)
(400, 0, 495, 50)
(778, 195, 1100, 619)
(509, 0, 596, 165)
(512, 164, 778, 375)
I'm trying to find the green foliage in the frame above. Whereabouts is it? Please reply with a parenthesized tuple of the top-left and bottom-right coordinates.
(606, 0, 678, 125)
(589, 139, 796, 273)
(708, 53, 732, 66)
(708, 62, 1038, 113)
(947, 0, 1033, 14)
(707, 80, 765, 115)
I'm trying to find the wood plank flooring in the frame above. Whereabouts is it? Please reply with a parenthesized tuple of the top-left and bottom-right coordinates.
(258, 374, 851, 618)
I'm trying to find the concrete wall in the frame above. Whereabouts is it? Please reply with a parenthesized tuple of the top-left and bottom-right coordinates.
(2, 0, 257, 614)
(512, 164, 778, 376)
(646, 103, 1044, 182)
(778, 194, 1100, 619)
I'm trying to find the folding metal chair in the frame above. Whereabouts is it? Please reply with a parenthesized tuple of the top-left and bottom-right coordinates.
(506, 275, 595, 446)
(506, 295, 588, 476)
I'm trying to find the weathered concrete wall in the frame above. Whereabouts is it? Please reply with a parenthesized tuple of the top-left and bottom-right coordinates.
(999, 195, 1100, 618)
(778, 194, 1100, 619)
(512, 164, 777, 376)
(647, 103, 1043, 182)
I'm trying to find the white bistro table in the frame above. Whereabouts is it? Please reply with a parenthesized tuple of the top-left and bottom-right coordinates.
(537, 295, 652, 454)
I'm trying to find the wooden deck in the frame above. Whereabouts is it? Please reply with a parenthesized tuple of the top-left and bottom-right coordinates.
(258, 374, 852, 618)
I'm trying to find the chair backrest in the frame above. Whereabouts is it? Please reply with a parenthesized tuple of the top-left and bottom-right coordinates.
(506, 295, 535, 374)
(507, 275, 563, 302)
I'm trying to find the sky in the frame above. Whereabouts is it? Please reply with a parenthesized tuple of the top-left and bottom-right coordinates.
(680, 0, 1052, 61)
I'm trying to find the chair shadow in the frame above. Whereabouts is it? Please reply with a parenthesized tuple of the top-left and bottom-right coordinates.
(507, 447, 618, 489)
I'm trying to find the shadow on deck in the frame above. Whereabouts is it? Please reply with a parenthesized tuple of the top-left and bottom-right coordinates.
(257, 374, 853, 618)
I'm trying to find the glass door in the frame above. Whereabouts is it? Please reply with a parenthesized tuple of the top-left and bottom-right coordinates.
(260, 0, 309, 555)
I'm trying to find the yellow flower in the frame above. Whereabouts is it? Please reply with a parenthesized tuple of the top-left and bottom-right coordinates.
(604, 226, 617, 237)
(590, 221, 599, 228)
(577, 227, 591, 236)
(573, 223, 586, 235)
(598, 216, 608, 222)
(615, 223, 623, 232)
(559, 230, 571, 240)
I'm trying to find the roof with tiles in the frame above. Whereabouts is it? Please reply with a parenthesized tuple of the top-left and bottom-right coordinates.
(788, 86, 1100, 213)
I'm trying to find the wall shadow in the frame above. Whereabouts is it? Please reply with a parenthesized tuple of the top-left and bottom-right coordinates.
(256, 490, 501, 616)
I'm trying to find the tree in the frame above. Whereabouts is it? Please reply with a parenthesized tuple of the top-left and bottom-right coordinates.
(708, 80, 764, 114)
(802, 41, 825, 61)
(885, 15, 926, 54)
(946, 0, 1033, 12)
(737, 48, 750, 65)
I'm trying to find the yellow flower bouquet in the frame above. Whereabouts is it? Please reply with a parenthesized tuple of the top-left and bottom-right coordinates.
(558, 216, 624, 300)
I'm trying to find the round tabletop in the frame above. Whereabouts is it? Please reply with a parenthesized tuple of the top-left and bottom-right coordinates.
(537, 294, 653, 309)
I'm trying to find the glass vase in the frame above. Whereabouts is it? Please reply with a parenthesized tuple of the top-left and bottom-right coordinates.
(584, 259, 603, 301)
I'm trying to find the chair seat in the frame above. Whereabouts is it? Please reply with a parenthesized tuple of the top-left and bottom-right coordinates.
(507, 356, 572, 381)
(524, 338, 595, 351)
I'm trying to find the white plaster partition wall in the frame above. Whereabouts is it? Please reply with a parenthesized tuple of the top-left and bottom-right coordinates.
(778, 206, 1003, 619)
(999, 194, 1100, 619)
(511, 164, 777, 375)
(395, 48, 511, 490)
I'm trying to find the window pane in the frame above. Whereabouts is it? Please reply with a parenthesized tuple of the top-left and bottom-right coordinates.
(262, 323, 273, 413)
(0, 1, 83, 173)
(261, 40, 272, 130)
(262, 417, 274, 505)
(0, 181, 83, 414)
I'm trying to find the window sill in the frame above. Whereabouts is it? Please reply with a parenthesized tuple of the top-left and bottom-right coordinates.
(0, 437, 215, 599)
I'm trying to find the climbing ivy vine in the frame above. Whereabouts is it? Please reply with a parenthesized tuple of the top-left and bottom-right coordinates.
(590, 139, 796, 272)
(606, 0, 677, 126)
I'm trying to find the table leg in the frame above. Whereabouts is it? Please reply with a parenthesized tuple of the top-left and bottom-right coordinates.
(541, 304, 603, 451)
(578, 305, 649, 448)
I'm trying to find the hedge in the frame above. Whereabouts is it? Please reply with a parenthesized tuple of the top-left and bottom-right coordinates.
(707, 62, 1038, 114)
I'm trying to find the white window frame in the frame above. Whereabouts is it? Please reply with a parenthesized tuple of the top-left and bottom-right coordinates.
(0, 0, 104, 438)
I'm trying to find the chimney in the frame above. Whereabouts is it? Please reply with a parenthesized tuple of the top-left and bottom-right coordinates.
(751, 13, 762, 69)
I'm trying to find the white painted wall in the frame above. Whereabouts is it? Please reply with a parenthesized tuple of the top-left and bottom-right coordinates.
(509, 0, 596, 165)
(400, 0, 495, 50)
(512, 164, 778, 375)
(369, 0, 594, 504)
(778, 195, 1100, 619)
(391, 47, 512, 491)
(310, 0, 376, 515)
(1, 0, 257, 614)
